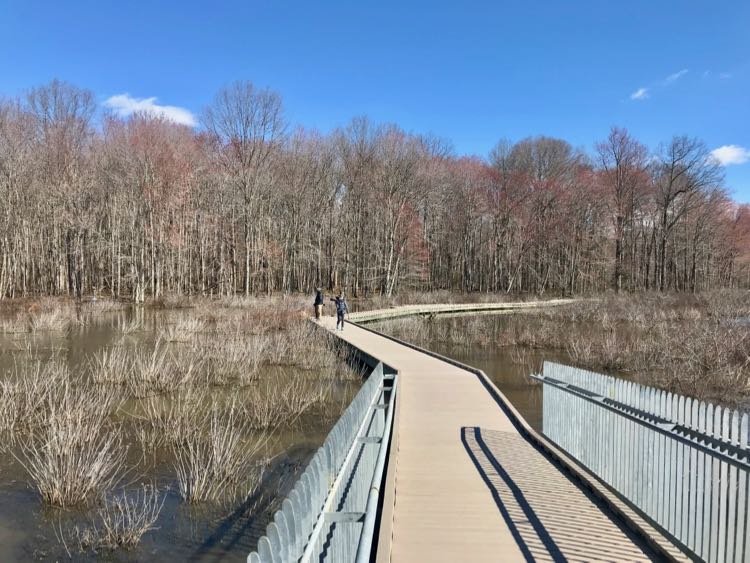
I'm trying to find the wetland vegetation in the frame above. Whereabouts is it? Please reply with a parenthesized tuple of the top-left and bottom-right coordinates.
(373, 291, 750, 409)
(0, 296, 361, 561)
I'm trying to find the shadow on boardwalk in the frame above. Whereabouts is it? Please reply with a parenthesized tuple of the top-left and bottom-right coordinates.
(461, 427, 661, 563)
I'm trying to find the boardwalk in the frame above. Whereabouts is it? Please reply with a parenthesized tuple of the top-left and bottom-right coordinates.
(320, 312, 667, 562)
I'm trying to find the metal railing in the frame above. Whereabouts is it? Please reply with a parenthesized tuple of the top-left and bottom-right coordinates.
(248, 362, 396, 563)
(534, 362, 750, 563)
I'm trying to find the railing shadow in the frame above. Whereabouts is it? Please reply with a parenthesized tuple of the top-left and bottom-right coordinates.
(461, 426, 658, 563)
(187, 447, 312, 562)
(461, 426, 565, 562)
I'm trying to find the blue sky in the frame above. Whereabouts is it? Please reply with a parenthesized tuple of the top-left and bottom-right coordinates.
(1, 0, 749, 201)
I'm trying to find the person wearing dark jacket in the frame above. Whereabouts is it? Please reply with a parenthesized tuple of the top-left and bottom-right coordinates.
(331, 294, 348, 331)
(313, 288, 324, 320)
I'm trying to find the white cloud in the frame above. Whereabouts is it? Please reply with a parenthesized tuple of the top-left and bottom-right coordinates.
(103, 93, 197, 127)
(664, 69, 688, 84)
(630, 87, 649, 100)
(711, 145, 750, 166)
(719, 72, 732, 79)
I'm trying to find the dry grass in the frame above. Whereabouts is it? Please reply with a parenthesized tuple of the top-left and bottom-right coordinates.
(28, 309, 71, 332)
(376, 291, 750, 406)
(158, 317, 207, 342)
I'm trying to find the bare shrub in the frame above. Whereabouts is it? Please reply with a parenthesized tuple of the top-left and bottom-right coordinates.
(281, 373, 331, 420)
(75, 485, 164, 551)
(128, 343, 194, 396)
(89, 346, 132, 384)
(0, 315, 28, 334)
(136, 387, 209, 450)
(202, 337, 265, 385)
(115, 316, 142, 335)
(17, 382, 126, 506)
(80, 299, 128, 316)
(158, 317, 206, 342)
(372, 317, 429, 346)
(334, 360, 368, 382)
(242, 381, 287, 430)
(0, 360, 68, 443)
(173, 401, 266, 503)
(264, 330, 290, 365)
(566, 338, 594, 367)
(28, 309, 70, 332)
(243, 373, 332, 429)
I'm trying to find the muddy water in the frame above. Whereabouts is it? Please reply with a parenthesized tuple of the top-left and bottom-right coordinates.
(0, 308, 356, 562)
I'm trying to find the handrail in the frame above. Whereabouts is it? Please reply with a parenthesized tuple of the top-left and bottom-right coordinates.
(298, 377, 386, 563)
(355, 375, 397, 563)
(531, 373, 750, 471)
(248, 361, 395, 563)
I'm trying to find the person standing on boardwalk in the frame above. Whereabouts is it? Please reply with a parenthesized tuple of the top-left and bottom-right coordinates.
(331, 293, 348, 331)
(313, 288, 325, 320)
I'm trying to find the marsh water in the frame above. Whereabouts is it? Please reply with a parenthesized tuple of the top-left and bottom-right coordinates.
(0, 308, 358, 561)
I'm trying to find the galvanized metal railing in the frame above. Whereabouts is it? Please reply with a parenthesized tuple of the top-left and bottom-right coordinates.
(534, 362, 750, 563)
(248, 362, 396, 563)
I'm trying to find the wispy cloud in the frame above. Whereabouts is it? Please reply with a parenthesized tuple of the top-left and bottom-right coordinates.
(104, 93, 197, 127)
(664, 69, 688, 84)
(711, 145, 750, 166)
(629, 68, 689, 102)
(719, 72, 732, 79)
(630, 87, 649, 101)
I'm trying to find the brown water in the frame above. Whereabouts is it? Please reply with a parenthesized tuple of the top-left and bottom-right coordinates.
(0, 308, 357, 561)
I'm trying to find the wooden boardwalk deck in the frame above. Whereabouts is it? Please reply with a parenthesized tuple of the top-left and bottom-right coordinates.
(321, 311, 670, 562)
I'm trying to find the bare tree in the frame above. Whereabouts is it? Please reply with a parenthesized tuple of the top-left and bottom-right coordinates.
(652, 137, 724, 291)
(26, 80, 96, 299)
(596, 127, 648, 291)
(202, 82, 286, 295)
(0, 79, 747, 300)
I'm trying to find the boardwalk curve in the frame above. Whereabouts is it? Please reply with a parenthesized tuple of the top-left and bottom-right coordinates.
(322, 303, 688, 562)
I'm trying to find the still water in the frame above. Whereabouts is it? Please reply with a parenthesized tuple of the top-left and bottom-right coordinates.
(0, 308, 355, 562)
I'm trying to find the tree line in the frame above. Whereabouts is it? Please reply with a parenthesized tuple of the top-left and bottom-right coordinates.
(0, 79, 748, 300)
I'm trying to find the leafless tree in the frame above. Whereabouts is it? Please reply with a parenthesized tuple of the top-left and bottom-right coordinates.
(596, 127, 648, 291)
(0, 79, 746, 302)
